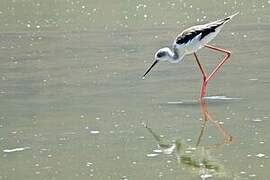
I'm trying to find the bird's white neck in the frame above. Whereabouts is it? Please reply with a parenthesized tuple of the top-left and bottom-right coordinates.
(167, 48, 184, 63)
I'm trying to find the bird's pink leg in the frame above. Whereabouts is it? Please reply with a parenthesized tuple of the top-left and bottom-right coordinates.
(193, 45, 231, 98)
(204, 44, 231, 82)
(193, 53, 207, 98)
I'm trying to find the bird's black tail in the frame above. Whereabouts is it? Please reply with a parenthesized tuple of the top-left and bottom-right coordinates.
(224, 12, 239, 22)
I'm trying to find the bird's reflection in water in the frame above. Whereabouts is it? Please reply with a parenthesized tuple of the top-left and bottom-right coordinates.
(196, 99, 233, 147)
(145, 99, 234, 179)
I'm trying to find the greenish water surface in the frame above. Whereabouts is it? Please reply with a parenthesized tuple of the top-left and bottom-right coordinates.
(0, 0, 270, 179)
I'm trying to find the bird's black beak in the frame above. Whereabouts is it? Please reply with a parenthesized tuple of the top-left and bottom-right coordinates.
(142, 60, 159, 79)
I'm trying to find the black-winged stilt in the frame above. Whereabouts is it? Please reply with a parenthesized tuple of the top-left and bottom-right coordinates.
(143, 12, 239, 98)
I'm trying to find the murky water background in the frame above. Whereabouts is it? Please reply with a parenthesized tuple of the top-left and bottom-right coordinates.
(0, 0, 270, 179)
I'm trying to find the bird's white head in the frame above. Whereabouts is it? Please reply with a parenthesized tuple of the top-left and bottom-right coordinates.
(142, 48, 171, 78)
(155, 47, 172, 62)
(142, 47, 182, 78)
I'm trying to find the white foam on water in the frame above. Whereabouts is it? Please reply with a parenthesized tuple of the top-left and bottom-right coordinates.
(90, 130, 100, 134)
(252, 118, 263, 122)
(167, 100, 198, 104)
(167, 101, 184, 104)
(146, 153, 159, 157)
(203, 96, 242, 100)
(255, 153, 266, 158)
(248, 78, 258, 81)
(153, 149, 162, 153)
(3, 147, 30, 153)
(200, 174, 213, 179)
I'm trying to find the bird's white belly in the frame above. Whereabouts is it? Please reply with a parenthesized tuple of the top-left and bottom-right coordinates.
(184, 41, 203, 54)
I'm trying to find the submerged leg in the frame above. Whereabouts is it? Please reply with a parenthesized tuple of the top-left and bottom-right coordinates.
(196, 100, 208, 147)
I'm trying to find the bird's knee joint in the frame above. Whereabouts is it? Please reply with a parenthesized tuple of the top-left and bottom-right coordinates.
(223, 51, 231, 59)
(226, 51, 231, 57)
(203, 76, 207, 82)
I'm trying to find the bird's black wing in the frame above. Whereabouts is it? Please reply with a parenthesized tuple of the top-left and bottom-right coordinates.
(175, 20, 226, 45)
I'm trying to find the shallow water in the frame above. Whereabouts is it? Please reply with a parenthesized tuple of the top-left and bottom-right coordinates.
(0, 0, 270, 180)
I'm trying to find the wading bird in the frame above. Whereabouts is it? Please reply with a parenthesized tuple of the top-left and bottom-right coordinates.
(142, 12, 239, 98)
